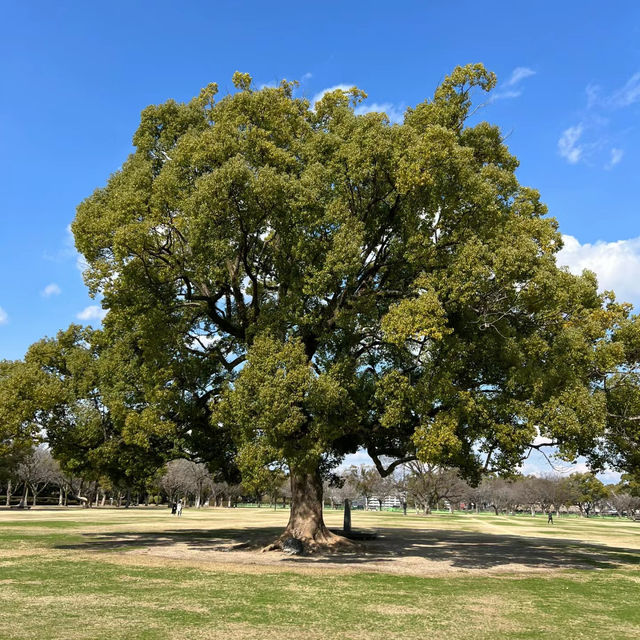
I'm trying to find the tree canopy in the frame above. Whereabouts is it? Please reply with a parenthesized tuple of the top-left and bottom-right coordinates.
(0, 63, 628, 547)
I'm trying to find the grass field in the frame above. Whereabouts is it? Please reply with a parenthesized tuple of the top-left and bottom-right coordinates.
(0, 507, 638, 639)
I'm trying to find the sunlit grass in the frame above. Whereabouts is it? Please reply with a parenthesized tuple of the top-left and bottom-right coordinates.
(0, 507, 638, 639)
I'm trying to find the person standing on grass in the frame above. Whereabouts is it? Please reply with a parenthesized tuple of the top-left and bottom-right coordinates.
(177, 500, 183, 517)
(171, 501, 177, 515)
(547, 512, 553, 524)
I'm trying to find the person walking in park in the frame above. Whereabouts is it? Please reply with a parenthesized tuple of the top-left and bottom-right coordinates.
(547, 512, 553, 524)
(177, 500, 183, 517)
(171, 501, 177, 515)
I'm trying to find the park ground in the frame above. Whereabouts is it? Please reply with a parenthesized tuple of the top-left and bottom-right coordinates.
(0, 507, 638, 639)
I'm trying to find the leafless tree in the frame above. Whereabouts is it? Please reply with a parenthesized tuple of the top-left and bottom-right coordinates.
(160, 459, 222, 507)
(16, 447, 59, 506)
(406, 462, 468, 514)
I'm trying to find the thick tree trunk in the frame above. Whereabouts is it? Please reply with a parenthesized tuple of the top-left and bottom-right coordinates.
(265, 465, 350, 552)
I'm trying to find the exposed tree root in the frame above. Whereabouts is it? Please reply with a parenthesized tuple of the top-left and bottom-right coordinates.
(262, 526, 355, 554)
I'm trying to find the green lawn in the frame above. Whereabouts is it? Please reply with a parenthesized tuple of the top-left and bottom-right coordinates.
(0, 508, 638, 639)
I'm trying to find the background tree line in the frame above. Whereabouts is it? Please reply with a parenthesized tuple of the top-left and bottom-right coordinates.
(4, 445, 638, 520)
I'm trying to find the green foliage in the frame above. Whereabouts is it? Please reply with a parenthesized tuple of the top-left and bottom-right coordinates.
(67, 63, 639, 490)
(565, 473, 609, 515)
(1, 325, 181, 489)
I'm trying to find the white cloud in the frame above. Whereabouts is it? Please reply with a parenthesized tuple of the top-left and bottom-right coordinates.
(41, 283, 61, 297)
(557, 124, 584, 163)
(558, 234, 640, 306)
(311, 85, 404, 123)
(301, 72, 312, 82)
(605, 147, 624, 169)
(505, 66, 536, 87)
(355, 102, 404, 124)
(586, 83, 600, 108)
(492, 89, 523, 100)
(311, 84, 355, 106)
(608, 71, 640, 108)
(491, 66, 536, 102)
(0, 307, 8, 325)
(76, 305, 107, 322)
(339, 449, 374, 470)
(560, 72, 640, 166)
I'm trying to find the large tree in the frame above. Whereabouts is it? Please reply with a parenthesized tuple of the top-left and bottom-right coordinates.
(72, 64, 636, 548)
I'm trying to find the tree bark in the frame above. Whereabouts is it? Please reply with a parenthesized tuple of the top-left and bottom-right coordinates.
(19, 484, 28, 508)
(6, 480, 11, 507)
(343, 499, 352, 534)
(265, 464, 349, 551)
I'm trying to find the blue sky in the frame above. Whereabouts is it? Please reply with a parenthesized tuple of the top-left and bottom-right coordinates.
(1, 2, 638, 479)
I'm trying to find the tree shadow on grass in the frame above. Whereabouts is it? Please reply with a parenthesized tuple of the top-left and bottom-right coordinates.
(55, 524, 640, 571)
(337, 527, 640, 570)
(56, 527, 284, 552)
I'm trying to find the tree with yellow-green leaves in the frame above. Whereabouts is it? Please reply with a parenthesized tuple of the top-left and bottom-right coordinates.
(69, 64, 638, 549)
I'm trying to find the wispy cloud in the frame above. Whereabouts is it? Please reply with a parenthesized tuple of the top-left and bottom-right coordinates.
(491, 66, 536, 101)
(301, 72, 312, 82)
(558, 70, 640, 166)
(557, 124, 584, 164)
(41, 283, 61, 297)
(77, 305, 107, 323)
(45, 224, 86, 273)
(0, 307, 8, 325)
(505, 66, 536, 87)
(605, 147, 624, 170)
(558, 233, 640, 307)
(607, 72, 640, 108)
